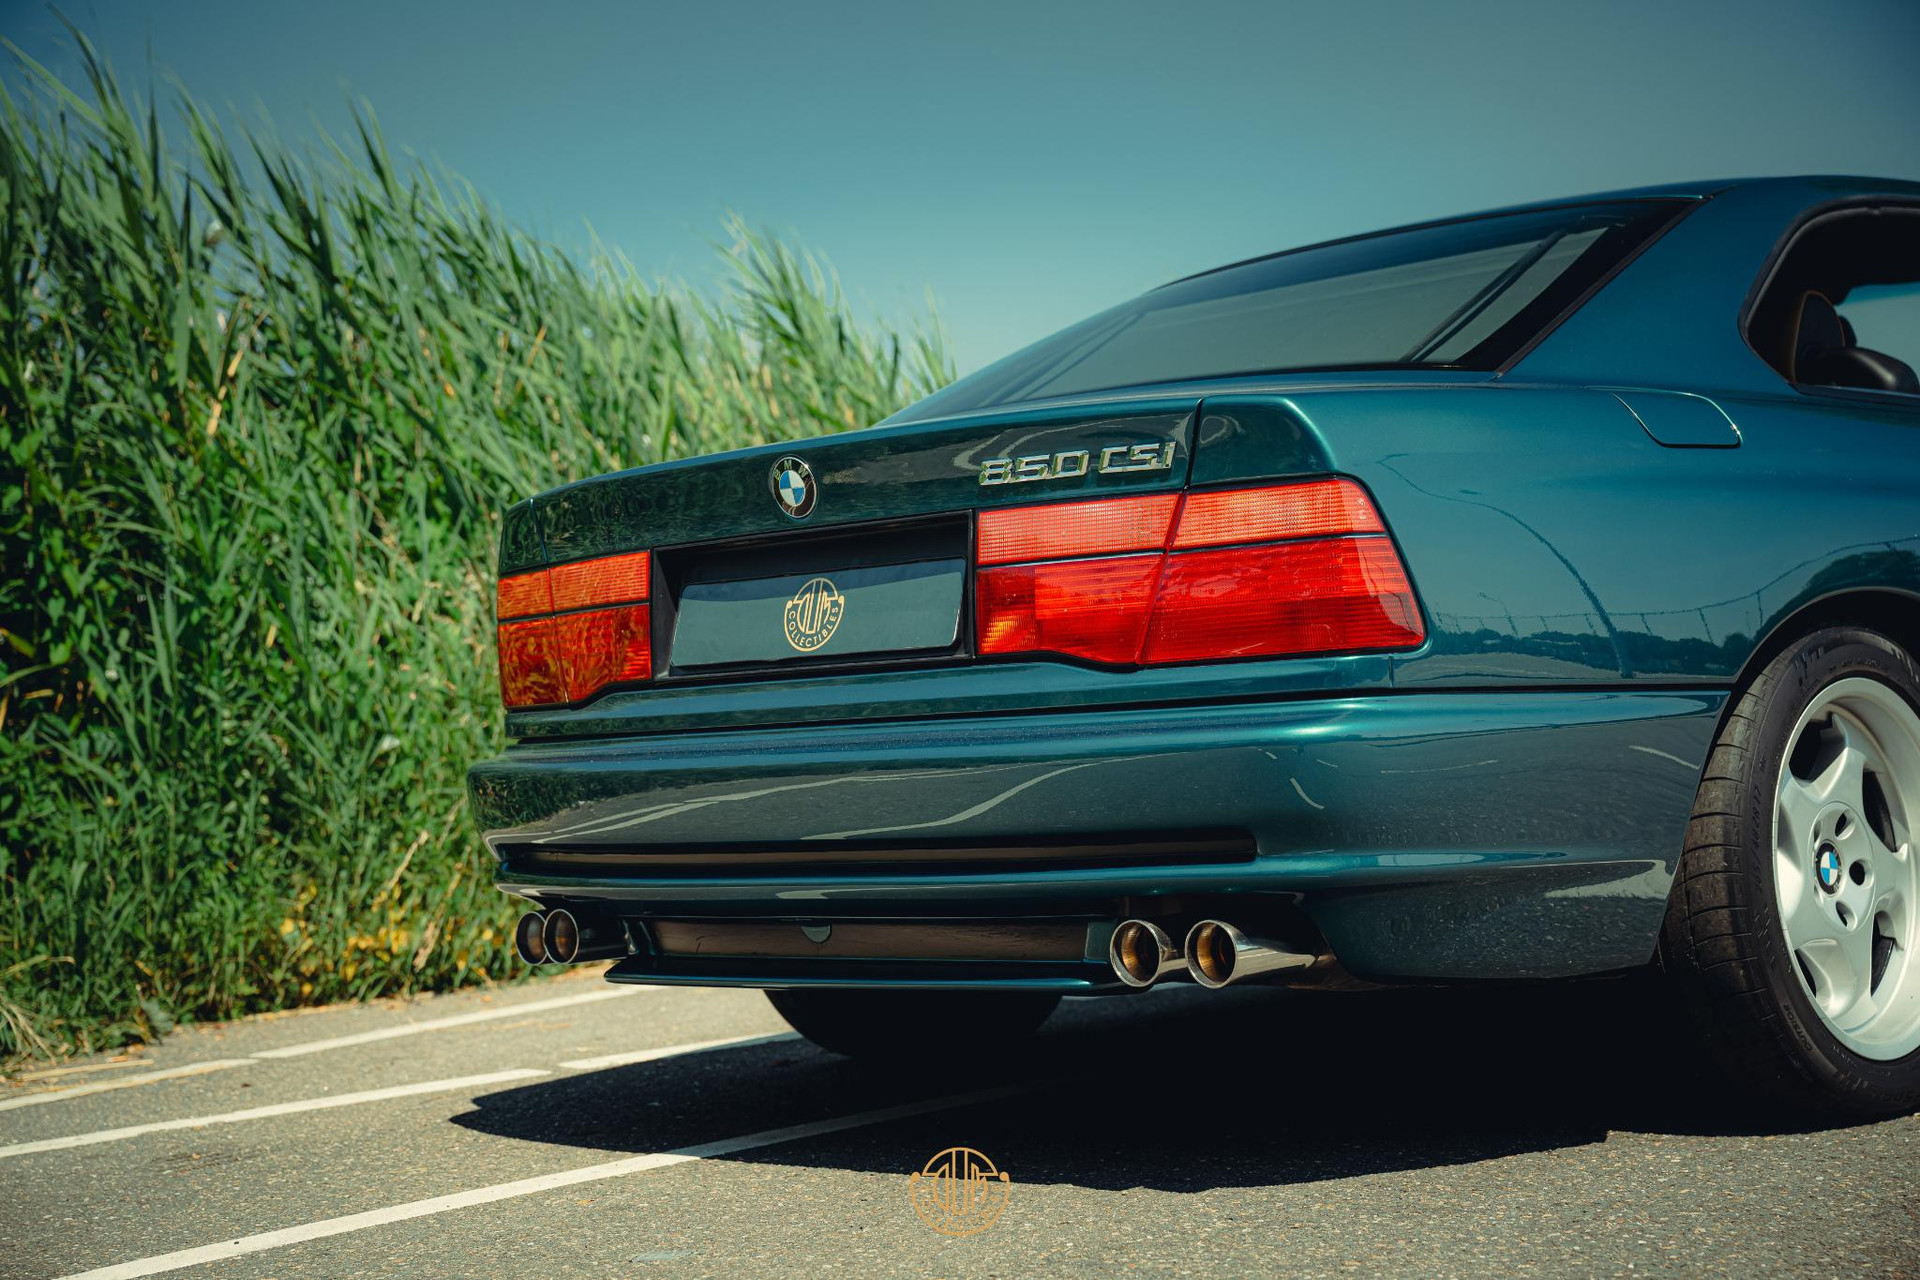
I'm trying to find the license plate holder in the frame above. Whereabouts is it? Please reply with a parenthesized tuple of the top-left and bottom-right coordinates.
(669, 555, 964, 669)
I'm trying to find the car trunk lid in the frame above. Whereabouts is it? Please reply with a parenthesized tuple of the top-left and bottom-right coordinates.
(496, 397, 1199, 693)
(520, 397, 1200, 566)
(495, 383, 1445, 731)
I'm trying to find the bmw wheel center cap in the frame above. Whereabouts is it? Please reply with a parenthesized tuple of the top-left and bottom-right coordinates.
(771, 456, 816, 519)
(1815, 843, 1843, 894)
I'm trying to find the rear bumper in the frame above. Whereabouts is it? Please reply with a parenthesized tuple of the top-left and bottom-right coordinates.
(468, 689, 1724, 986)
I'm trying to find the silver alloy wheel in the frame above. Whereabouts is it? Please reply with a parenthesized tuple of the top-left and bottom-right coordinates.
(1774, 676, 1920, 1060)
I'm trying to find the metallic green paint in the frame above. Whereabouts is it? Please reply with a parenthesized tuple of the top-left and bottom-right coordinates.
(476, 689, 1722, 982)
(506, 654, 1397, 739)
(531, 399, 1196, 567)
(1610, 390, 1742, 448)
(471, 175, 1920, 989)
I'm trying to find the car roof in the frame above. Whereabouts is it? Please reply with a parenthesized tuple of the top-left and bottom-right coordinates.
(1167, 176, 1920, 288)
(892, 175, 1920, 423)
(1477, 174, 1920, 213)
(1512, 175, 1920, 391)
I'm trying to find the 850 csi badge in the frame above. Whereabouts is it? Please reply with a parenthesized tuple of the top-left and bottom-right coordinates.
(978, 441, 1175, 486)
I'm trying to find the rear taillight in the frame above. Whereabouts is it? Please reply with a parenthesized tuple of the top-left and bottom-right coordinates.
(1141, 536, 1418, 662)
(976, 554, 1163, 666)
(495, 552, 652, 708)
(975, 477, 1422, 666)
(976, 493, 1180, 565)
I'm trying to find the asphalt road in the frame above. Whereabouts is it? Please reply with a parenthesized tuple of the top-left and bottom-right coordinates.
(3, 970, 1916, 1279)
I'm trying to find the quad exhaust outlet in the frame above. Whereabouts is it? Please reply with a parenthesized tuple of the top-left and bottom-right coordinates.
(513, 911, 549, 965)
(1108, 919, 1186, 988)
(514, 908, 630, 965)
(1184, 919, 1317, 988)
(1106, 916, 1321, 989)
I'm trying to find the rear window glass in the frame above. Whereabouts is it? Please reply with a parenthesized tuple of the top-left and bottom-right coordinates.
(891, 200, 1683, 423)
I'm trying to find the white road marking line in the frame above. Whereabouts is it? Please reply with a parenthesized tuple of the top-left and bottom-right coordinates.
(558, 1031, 799, 1071)
(0, 1069, 549, 1161)
(16, 1058, 155, 1083)
(2, 985, 653, 1110)
(0, 1061, 253, 1114)
(60, 1083, 1030, 1280)
(248, 986, 649, 1059)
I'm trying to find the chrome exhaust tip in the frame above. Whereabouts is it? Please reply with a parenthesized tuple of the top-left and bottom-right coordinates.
(541, 908, 630, 965)
(1108, 919, 1184, 988)
(1185, 919, 1317, 989)
(513, 911, 549, 966)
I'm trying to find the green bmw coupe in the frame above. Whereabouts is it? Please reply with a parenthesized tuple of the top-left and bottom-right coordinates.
(469, 176, 1920, 1117)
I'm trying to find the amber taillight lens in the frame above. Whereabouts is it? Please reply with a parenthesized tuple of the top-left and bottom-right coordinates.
(1172, 481, 1384, 548)
(496, 552, 652, 708)
(549, 550, 651, 612)
(976, 492, 1179, 565)
(976, 477, 1423, 666)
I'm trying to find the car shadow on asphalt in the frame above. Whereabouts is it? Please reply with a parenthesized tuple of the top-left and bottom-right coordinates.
(450, 978, 1856, 1193)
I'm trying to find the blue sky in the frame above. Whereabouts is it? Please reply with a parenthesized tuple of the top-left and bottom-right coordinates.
(7, 0, 1920, 372)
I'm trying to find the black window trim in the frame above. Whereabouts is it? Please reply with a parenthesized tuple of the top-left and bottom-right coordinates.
(894, 198, 1700, 423)
(1739, 197, 1920, 411)
(1126, 198, 1695, 381)
(1492, 199, 1701, 374)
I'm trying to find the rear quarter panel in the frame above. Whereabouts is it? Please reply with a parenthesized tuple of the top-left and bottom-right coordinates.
(1196, 384, 1920, 688)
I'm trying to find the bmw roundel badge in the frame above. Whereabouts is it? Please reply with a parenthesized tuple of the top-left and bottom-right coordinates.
(770, 455, 816, 519)
(1815, 843, 1843, 894)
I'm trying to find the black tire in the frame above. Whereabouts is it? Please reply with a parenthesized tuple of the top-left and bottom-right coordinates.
(764, 988, 1060, 1060)
(1661, 625, 1920, 1119)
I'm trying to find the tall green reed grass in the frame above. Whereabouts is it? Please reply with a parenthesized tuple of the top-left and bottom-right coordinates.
(0, 32, 951, 1060)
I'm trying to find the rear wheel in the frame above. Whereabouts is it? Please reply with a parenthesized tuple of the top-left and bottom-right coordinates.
(765, 988, 1060, 1060)
(1662, 626, 1920, 1117)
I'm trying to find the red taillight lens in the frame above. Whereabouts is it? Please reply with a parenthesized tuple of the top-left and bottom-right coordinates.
(1141, 537, 1422, 663)
(974, 477, 1423, 666)
(552, 604, 652, 702)
(496, 551, 653, 708)
(977, 555, 1162, 665)
(497, 617, 564, 706)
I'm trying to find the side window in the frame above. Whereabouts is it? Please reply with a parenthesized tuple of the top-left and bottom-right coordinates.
(1747, 208, 1920, 397)
(1838, 282, 1920, 373)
